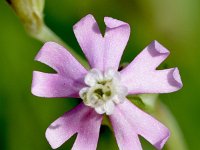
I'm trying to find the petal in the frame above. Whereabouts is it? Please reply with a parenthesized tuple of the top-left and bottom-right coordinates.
(32, 71, 83, 98)
(109, 105, 142, 150)
(73, 14, 104, 71)
(35, 42, 87, 76)
(114, 100, 170, 149)
(121, 41, 183, 94)
(32, 42, 87, 98)
(73, 15, 130, 71)
(103, 17, 130, 71)
(45, 103, 102, 149)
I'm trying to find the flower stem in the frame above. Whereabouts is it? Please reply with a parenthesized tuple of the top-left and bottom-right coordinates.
(6, 0, 88, 67)
(154, 102, 188, 150)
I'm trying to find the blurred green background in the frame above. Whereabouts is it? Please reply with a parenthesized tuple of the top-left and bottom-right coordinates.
(0, 0, 199, 149)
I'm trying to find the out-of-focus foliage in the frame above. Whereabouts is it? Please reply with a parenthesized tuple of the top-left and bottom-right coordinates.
(0, 0, 199, 149)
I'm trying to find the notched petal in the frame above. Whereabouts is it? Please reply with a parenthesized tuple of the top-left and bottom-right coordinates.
(111, 100, 170, 150)
(120, 40, 183, 94)
(45, 103, 102, 149)
(31, 71, 83, 98)
(32, 42, 87, 98)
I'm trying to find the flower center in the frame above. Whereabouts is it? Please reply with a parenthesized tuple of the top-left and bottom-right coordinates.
(79, 69, 128, 115)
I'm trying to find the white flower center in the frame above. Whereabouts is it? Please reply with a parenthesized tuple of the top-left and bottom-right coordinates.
(79, 69, 128, 115)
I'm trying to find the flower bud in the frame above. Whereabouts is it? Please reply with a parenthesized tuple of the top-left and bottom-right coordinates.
(7, 0, 45, 36)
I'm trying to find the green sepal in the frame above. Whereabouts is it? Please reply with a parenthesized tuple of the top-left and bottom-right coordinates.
(127, 94, 159, 113)
(127, 95, 146, 110)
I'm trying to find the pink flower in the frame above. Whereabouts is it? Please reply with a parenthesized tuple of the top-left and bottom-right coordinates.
(31, 14, 183, 150)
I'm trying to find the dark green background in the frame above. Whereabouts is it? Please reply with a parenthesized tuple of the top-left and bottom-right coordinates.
(0, 0, 199, 149)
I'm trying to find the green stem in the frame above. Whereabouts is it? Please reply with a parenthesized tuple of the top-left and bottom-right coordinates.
(154, 102, 188, 150)
(6, 0, 88, 67)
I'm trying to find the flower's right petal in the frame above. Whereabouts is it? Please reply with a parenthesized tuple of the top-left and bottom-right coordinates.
(32, 71, 83, 98)
(121, 41, 183, 94)
(109, 106, 142, 150)
(73, 14, 104, 71)
(46, 103, 102, 149)
(32, 42, 87, 98)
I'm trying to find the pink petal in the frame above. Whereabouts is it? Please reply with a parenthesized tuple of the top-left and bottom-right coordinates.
(32, 42, 87, 98)
(73, 14, 130, 71)
(120, 41, 183, 94)
(109, 106, 142, 150)
(103, 17, 130, 71)
(73, 14, 104, 71)
(45, 103, 102, 149)
(110, 100, 169, 149)
(32, 71, 83, 98)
